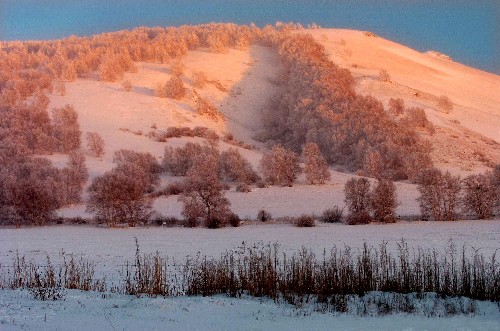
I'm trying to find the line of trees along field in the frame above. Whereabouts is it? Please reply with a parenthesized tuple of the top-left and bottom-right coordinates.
(0, 23, 498, 227)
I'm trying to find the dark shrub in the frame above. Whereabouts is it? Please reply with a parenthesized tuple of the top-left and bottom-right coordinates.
(256, 209, 272, 222)
(320, 207, 343, 223)
(228, 213, 241, 227)
(184, 218, 199, 228)
(295, 215, 315, 227)
(256, 181, 267, 188)
(205, 216, 226, 229)
(165, 182, 184, 195)
(345, 211, 372, 225)
(154, 216, 180, 227)
(236, 183, 251, 192)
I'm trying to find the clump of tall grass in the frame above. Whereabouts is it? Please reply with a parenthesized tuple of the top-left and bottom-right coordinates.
(122, 238, 179, 296)
(1, 240, 498, 314)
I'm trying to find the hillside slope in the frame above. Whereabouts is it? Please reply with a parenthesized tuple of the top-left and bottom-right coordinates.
(308, 29, 500, 175)
(47, 29, 499, 219)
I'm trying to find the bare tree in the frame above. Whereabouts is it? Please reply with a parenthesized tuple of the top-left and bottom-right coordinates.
(371, 179, 398, 223)
(462, 172, 496, 219)
(344, 177, 372, 224)
(260, 145, 300, 186)
(302, 142, 330, 184)
(86, 132, 105, 157)
(180, 153, 231, 228)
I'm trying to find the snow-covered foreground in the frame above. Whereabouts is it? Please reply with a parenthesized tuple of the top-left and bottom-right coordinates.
(2, 221, 499, 330)
(1, 289, 499, 331)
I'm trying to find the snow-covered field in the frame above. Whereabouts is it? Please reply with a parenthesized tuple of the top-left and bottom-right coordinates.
(2, 220, 499, 276)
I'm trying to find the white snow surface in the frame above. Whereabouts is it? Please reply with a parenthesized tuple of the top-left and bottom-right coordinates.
(1, 289, 499, 331)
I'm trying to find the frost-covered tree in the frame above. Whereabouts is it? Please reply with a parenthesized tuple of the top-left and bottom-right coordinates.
(113, 149, 160, 191)
(462, 172, 496, 219)
(219, 148, 259, 186)
(302, 142, 330, 184)
(60, 151, 88, 206)
(417, 169, 461, 221)
(163, 143, 201, 176)
(493, 165, 500, 213)
(260, 145, 300, 187)
(0, 158, 61, 226)
(363, 150, 383, 179)
(371, 179, 398, 223)
(171, 59, 185, 77)
(87, 164, 154, 227)
(180, 153, 231, 228)
(344, 177, 372, 224)
(1, 100, 54, 153)
(52, 104, 81, 152)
